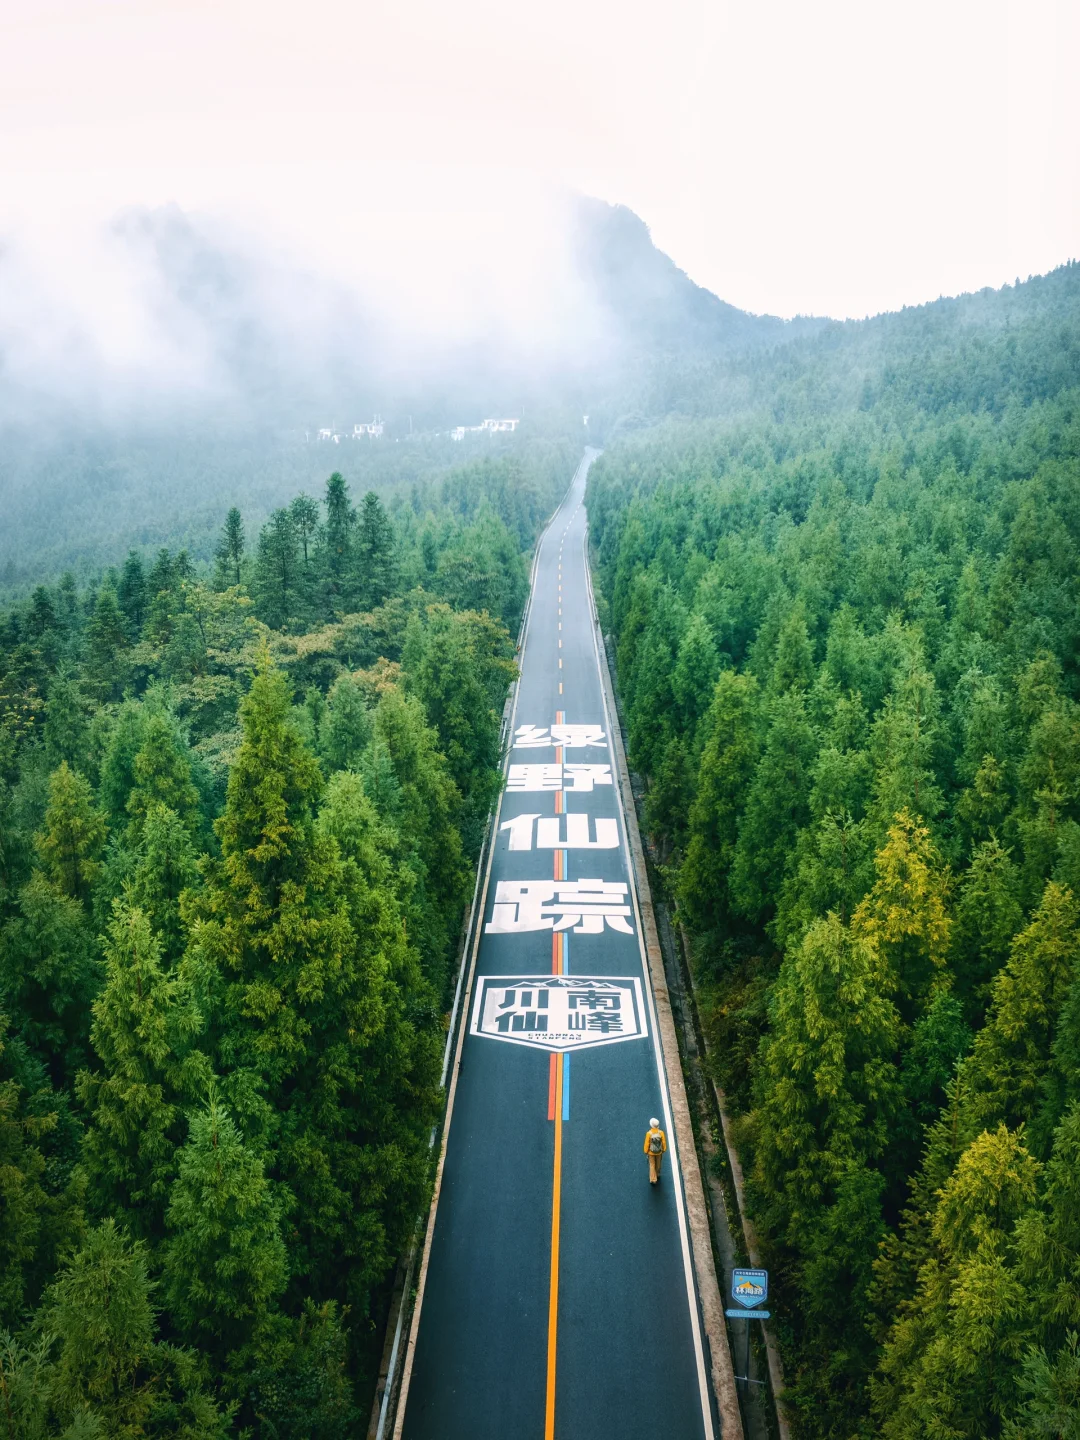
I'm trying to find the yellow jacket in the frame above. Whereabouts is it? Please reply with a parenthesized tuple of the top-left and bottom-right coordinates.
(644, 1126, 667, 1155)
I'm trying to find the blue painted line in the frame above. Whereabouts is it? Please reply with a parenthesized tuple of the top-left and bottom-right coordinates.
(563, 935, 570, 1119)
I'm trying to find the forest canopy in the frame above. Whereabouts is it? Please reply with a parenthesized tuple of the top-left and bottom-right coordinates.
(588, 260, 1080, 1440)
(0, 454, 561, 1435)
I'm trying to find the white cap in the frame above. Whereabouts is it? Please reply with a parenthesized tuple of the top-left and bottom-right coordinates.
(650, 1118, 660, 1128)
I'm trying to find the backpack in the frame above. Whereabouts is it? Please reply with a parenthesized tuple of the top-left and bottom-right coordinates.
(649, 1129, 664, 1153)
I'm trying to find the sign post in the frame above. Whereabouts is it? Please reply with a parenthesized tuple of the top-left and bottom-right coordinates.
(726, 1268, 769, 1391)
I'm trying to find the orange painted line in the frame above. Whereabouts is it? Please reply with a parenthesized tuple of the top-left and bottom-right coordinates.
(545, 1055, 564, 1440)
(547, 1053, 558, 1121)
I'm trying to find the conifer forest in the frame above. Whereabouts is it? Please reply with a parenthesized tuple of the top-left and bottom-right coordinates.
(588, 263, 1080, 1438)
(2, 248, 1080, 1440)
(0, 452, 568, 1435)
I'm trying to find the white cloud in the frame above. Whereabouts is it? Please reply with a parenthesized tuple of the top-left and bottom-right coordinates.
(0, 0, 1076, 320)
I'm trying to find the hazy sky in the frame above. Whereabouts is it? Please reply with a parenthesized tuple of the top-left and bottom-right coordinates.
(1, 0, 1077, 319)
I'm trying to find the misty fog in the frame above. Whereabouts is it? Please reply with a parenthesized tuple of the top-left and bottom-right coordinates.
(0, 184, 818, 587)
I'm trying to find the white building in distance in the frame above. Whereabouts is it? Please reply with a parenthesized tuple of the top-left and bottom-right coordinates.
(451, 417, 521, 440)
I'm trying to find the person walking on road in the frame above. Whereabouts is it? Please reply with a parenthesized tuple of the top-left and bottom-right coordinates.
(644, 1117, 667, 1184)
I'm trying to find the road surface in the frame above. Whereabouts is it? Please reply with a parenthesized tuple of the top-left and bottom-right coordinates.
(398, 453, 714, 1440)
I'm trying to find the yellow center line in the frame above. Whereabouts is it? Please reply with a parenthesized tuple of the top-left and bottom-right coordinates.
(545, 1055, 564, 1440)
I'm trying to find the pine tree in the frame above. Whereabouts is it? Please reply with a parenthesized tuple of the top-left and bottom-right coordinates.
(671, 612, 720, 737)
(731, 688, 818, 923)
(147, 546, 176, 600)
(356, 491, 397, 611)
(1016, 700, 1080, 897)
(97, 700, 147, 828)
(852, 810, 952, 1017)
(0, 1012, 78, 1330)
(953, 670, 1015, 846)
(291, 494, 320, 569)
(255, 508, 301, 631)
(35, 1219, 226, 1436)
(768, 601, 815, 697)
(319, 472, 355, 613)
(162, 1100, 287, 1358)
(751, 913, 902, 1235)
(320, 673, 373, 774)
(215, 506, 246, 589)
(246, 1298, 363, 1440)
(626, 586, 685, 780)
(953, 837, 1024, 1015)
(26, 586, 57, 640)
(126, 713, 201, 841)
(131, 802, 200, 963)
(371, 687, 468, 993)
(192, 656, 341, 1081)
(0, 873, 99, 1080)
(188, 657, 442, 1311)
(42, 673, 88, 773)
(965, 881, 1080, 1149)
(898, 990, 973, 1136)
(35, 762, 107, 904)
(1013, 1102, 1080, 1342)
(1003, 1332, 1080, 1440)
(406, 605, 512, 845)
(874, 1126, 1039, 1440)
(117, 551, 147, 638)
(678, 669, 761, 933)
(84, 586, 129, 700)
(77, 901, 205, 1239)
(868, 651, 945, 834)
(644, 736, 693, 857)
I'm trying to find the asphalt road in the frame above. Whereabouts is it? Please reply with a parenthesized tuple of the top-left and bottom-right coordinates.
(399, 452, 713, 1440)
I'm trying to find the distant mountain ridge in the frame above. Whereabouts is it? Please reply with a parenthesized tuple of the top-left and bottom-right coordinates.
(571, 196, 826, 356)
(0, 193, 823, 435)
(1, 195, 1073, 590)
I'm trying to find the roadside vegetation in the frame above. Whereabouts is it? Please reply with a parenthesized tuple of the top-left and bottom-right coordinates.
(0, 456, 560, 1435)
(590, 261, 1080, 1439)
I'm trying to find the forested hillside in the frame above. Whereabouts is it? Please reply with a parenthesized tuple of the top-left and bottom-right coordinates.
(589, 261, 1080, 1438)
(0, 194, 814, 594)
(0, 455, 558, 1434)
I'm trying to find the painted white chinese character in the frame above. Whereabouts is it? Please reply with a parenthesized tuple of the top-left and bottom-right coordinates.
(562, 764, 613, 792)
(512, 723, 607, 750)
(551, 724, 607, 749)
(500, 814, 619, 850)
(513, 725, 551, 749)
(485, 878, 633, 935)
(501, 812, 542, 850)
(507, 764, 563, 792)
(539, 814, 619, 848)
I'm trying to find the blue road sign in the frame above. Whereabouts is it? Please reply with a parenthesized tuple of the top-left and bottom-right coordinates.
(726, 1309, 770, 1320)
(731, 1268, 768, 1309)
